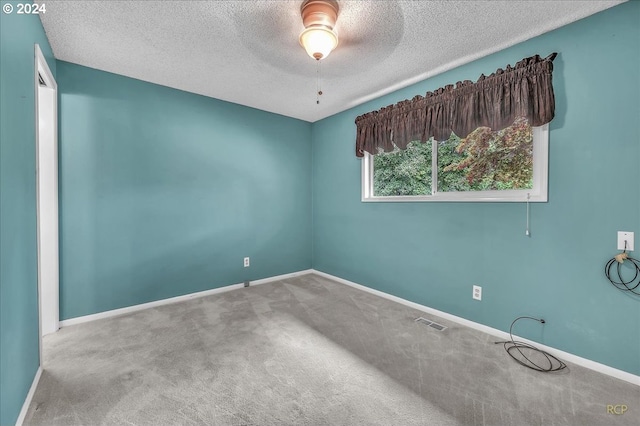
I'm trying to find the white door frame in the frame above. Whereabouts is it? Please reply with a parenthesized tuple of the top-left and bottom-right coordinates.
(35, 44, 59, 363)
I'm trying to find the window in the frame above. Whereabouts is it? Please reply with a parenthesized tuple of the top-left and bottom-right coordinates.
(362, 118, 548, 202)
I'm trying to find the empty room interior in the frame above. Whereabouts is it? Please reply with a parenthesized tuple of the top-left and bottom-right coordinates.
(1, 1, 640, 425)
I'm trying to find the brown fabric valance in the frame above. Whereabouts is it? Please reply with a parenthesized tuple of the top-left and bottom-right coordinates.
(355, 53, 557, 157)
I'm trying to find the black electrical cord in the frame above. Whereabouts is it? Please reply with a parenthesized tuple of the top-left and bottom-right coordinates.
(495, 316, 566, 372)
(604, 246, 640, 295)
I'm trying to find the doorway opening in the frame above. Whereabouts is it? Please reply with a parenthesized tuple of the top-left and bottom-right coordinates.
(35, 44, 59, 363)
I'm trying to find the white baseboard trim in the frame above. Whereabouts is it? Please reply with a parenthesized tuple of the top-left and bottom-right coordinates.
(60, 269, 314, 328)
(311, 269, 640, 386)
(15, 366, 42, 426)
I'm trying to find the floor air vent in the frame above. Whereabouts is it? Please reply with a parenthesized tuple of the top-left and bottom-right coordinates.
(415, 317, 447, 331)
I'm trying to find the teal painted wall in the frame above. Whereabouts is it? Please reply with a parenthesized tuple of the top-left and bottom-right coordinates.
(0, 4, 56, 425)
(57, 61, 312, 320)
(312, 2, 640, 375)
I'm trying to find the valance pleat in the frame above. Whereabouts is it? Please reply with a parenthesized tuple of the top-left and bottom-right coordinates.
(355, 53, 557, 157)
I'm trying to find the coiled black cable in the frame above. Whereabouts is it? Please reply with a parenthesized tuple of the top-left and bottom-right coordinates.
(604, 250, 640, 295)
(495, 316, 566, 372)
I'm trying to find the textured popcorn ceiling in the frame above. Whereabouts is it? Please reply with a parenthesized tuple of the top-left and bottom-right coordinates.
(40, 0, 623, 122)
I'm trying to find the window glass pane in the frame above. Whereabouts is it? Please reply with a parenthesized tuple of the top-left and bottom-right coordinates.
(438, 117, 533, 192)
(373, 141, 432, 196)
(436, 134, 471, 192)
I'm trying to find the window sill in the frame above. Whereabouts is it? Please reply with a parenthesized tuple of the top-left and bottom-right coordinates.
(362, 191, 547, 203)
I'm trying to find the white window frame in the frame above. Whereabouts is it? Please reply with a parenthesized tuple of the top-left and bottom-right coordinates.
(362, 124, 549, 202)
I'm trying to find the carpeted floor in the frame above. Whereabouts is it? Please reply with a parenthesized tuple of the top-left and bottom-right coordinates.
(24, 273, 638, 425)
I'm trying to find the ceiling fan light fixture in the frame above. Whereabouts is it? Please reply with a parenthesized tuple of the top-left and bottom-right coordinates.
(299, 0, 339, 60)
(299, 27, 338, 60)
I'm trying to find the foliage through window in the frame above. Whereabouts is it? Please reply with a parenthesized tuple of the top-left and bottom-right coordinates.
(362, 118, 548, 202)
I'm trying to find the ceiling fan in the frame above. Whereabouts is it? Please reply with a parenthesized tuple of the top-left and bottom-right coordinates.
(298, 0, 340, 61)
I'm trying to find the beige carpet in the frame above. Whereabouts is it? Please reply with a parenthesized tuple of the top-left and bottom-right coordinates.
(24, 274, 639, 425)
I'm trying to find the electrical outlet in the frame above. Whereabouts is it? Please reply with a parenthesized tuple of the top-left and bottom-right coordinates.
(244, 257, 250, 267)
(617, 231, 634, 251)
(473, 285, 482, 301)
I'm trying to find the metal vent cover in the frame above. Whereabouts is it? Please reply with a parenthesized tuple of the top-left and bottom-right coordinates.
(415, 317, 447, 331)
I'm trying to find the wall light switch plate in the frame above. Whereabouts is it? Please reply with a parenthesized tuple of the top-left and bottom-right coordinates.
(617, 231, 634, 251)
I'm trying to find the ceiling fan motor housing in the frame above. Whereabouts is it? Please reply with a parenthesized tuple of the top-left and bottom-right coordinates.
(300, 0, 339, 30)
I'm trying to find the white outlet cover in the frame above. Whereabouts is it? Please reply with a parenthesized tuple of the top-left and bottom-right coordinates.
(617, 231, 634, 251)
(472, 285, 482, 301)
